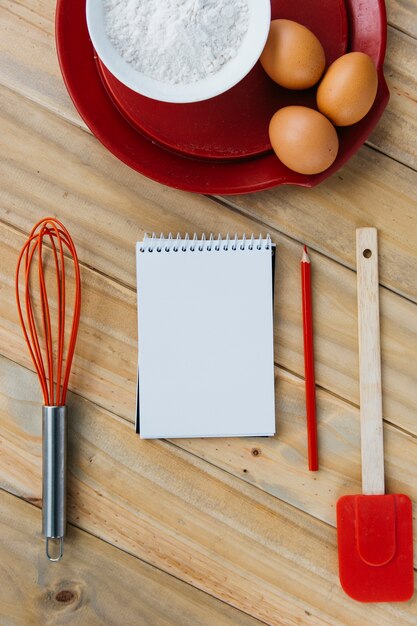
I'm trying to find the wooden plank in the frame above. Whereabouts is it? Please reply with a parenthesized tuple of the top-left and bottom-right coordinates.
(1, 5, 417, 301)
(4, 211, 417, 531)
(1, 119, 417, 438)
(220, 141, 417, 303)
(369, 26, 417, 168)
(1, 355, 416, 626)
(0, 3, 415, 625)
(2, 203, 417, 529)
(2, 209, 417, 537)
(0, 489, 263, 626)
(177, 354, 417, 533)
(388, 0, 417, 38)
(0, 0, 86, 129)
(0, 1, 416, 172)
(1, 66, 417, 308)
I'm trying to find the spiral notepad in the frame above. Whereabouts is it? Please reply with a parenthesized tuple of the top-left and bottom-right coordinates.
(136, 234, 275, 439)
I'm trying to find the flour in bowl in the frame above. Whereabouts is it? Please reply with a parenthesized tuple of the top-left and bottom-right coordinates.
(103, 0, 249, 85)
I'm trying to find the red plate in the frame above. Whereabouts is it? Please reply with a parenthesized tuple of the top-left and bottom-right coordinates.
(98, 0, 348, 161)
(56, 0, 389, 194)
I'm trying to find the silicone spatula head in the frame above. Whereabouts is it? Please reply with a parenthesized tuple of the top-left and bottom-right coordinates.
(337, 229, 414, 602)
(337, 493, 414, 602)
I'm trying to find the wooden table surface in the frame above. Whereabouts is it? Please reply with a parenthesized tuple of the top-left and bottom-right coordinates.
(1, 1, 416, 624)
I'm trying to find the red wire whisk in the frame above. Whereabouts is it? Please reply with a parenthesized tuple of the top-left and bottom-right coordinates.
(16, 217, 81, 561)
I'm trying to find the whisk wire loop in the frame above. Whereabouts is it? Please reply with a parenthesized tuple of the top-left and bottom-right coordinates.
(16, 218, 81, 406)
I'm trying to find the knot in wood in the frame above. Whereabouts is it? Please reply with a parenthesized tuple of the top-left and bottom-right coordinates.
(55, 589, 75, 603)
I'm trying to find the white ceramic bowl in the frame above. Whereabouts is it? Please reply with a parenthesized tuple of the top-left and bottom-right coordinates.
(86, 0, 271, 103)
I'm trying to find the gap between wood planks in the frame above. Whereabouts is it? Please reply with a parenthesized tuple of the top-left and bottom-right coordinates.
(3, 75, 415, 301)
(389, 23, 417, 40)
(4, 159, 417, 310)
(5, 454, 416, 590)
(387, 0, 417, 40)
(0, 485, 268, 626)
(1, 0, 416, 611)
(0, 13, 416, 299)
(1, 352, 414, 623)
(3, 310, 415, 619)
(2, 316, 416, 532)
(1, 98, 416, 312)
(0, 61, 413, 174)
(5, 210, 417, 435)
(360, 141, 417, 178)
(209, 195, 417, 306)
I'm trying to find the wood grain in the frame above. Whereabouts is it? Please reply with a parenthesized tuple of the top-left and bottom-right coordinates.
(0, 489, 263, 626)
(388, 0, 417, 38)
(356, 228, 384, 495)
(1, 69, 417, 310)
(176, 365, 417, 531)
(4, 231, 417, 533)
(1, 205, 416, 459)
(1, 356, 416, 626)
(4, 227, 417, 530)
(2, 207, 417, 536)
(221, 141, 417, 303)
(0, 0, 417, 311)
(0, 0, 86, 128)
(369, 26, 417, 169)
(1, 491, 264, 626)
(0, 1, 417, 623)
(1, 138, 417, 438)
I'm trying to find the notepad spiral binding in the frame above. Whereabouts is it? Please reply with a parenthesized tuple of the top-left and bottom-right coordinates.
(139, 233, 272, 253)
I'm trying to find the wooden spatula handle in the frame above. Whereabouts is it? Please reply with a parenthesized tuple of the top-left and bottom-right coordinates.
(356, 228, 384, 495)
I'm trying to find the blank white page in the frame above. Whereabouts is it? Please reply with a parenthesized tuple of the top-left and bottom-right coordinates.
(136, 236, 275, 438)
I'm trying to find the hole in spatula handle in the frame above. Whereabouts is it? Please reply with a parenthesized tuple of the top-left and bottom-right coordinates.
(363, 249, 372, 258)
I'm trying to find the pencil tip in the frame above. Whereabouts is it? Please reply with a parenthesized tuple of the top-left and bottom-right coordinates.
(302, 246, 310, 263)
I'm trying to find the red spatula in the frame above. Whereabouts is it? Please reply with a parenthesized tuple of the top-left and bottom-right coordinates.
(337, 228, 414, 603)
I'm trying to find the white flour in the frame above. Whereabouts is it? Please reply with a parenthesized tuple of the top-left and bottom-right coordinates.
(103, 0, 249, 85)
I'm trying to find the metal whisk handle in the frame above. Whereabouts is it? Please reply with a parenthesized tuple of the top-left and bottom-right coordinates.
(42, 405, 67, 562)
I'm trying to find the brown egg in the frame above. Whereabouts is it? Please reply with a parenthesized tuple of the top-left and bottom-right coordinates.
(260, 19, 325, 90)
(317, 52, 378, 126)
(269, 106, 339, 175)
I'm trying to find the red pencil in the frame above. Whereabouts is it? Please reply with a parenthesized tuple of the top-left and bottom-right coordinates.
(301, 246, 318, 471)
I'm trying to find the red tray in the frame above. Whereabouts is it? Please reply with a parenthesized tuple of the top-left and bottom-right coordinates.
(56, 0, 389, 194)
